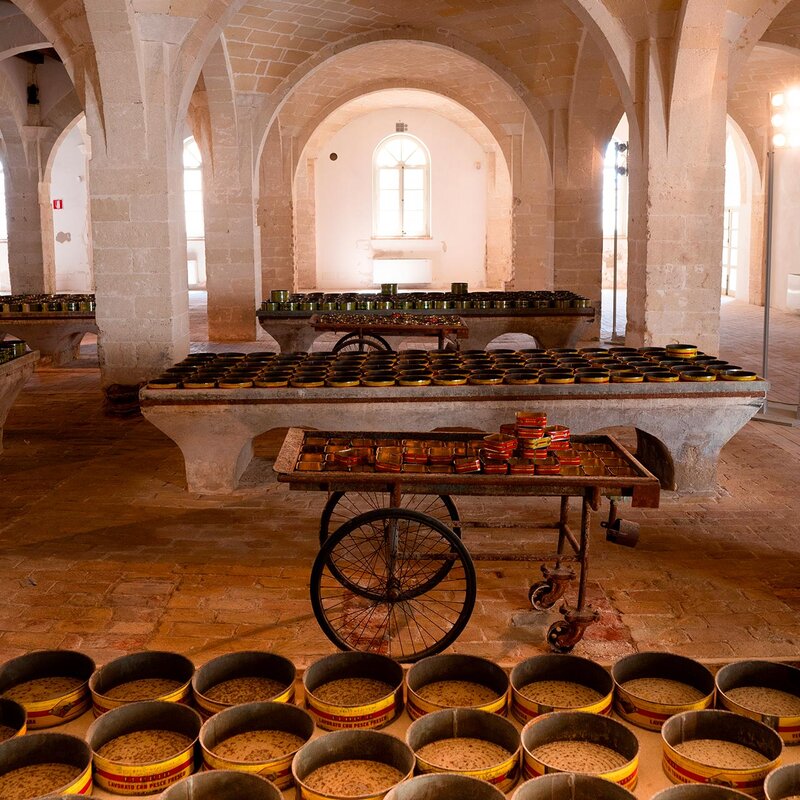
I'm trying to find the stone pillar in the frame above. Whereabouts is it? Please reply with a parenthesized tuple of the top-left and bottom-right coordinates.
(626, 33, 728, 354)
(5, 153, 52, 294)
(551, 109, 604, 337)
(88, 39, 189, 389)
(200, 43, 260, 342)
(258, 124, 294, 293)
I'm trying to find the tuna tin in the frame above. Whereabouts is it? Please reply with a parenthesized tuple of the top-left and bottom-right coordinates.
(386, 773, 505, 800)
(406, 708, 521, 792)
(87, 700, 201, 795)
(612, 652, 715, 731)
(406, 655, 509, 720)
(0, 649, 95, 728)
(292, 729, 414, 800)
(716, 660, 800, 745)
(512, 771, 637, 800)
(192, 651, 295, 719)
(199, 700, 313, 789)
(661, 710, 782, 796)
(521, 710, 639, 789)
(511, 654, 613, 723)
(303, 652, 403, 731)
(653, 786, 756, 800)
(89, 651, 194, 716)
(0, 732, 93, 798)
(160, 770, 282, 800)
(765, 764, 800, 800)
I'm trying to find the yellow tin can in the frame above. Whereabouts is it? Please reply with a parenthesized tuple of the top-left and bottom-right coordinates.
(0, 732, 93, 795)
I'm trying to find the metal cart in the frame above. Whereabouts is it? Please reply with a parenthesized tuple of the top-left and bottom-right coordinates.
(309, 313, 468, 352)
(274, 428, 660, 662)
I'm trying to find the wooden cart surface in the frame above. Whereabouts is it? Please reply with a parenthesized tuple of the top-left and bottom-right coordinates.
(275, 428, 660, 661)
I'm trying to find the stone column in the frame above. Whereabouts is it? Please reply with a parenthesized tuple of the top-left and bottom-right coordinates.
(626, 32, 728, 354)
(200, 43, 260, 342)
(88, 38, 189, 390)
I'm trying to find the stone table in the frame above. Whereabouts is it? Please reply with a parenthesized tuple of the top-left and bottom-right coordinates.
(140, 380, 767, 495)
(0, 313, 99, 365)
(0, 351, 38, 452)
(257, 307, 596, 352)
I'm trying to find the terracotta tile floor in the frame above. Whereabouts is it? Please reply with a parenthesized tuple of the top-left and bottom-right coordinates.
(1, 297, 799, 673)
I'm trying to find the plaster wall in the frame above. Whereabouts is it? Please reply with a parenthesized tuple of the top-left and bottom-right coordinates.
(313, 107, 489, 290)
(50, 120, 92, 292)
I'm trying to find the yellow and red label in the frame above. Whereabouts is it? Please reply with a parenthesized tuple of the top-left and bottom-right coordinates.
(23, 687, 91, 728)
(202, 745, 297, 790)
(93, 745, 195, 795)
(511, 690, 612, 725)
(719, 697, 800, 746)
(614, 689, 713, 731)
(306, 686, 401, 731)
(56, 763, 93, 795)
(407, 689, 508, 721)
(523, 750, 638, 791)
(416, 750, 520, 793)
(662, 745, 778, 797)
(195, 684, 294, 720)
(91, 682, 191, 717)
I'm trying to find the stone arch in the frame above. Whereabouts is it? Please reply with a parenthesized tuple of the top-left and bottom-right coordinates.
(294, 88, 516, 293)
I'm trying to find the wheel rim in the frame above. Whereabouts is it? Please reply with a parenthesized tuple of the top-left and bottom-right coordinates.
(319, 492, 461, 543)
(311, 508, 476, 662)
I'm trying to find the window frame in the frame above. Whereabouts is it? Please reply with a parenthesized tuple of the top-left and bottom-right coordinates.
(371, 133, 431, 240)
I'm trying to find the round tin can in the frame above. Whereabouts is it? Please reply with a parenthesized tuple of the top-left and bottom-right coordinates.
(765, 764, 800, 800)
(511, 653, 613, 724)
(0, 698, 26, 740)
(0, 649, 95, 728)
(87, 700, 201, 795)
(89, 651, 194, 716)
(521, 710, 639, 789)
(512, 771, 637, 800)
(192, 651, 295, 719)
(716, 660, 800, 746)
(292, 729, 414, 800)
(653, 785, 758, 800)
(199, 700, 313, 789)
(661, 710, 783, 795)
(386, 773, 504, 800)
(406, 654, 509, 719)
(406, 707, 520, 792)
(303, 652, 403, 730)
(612, 652, 715, 730)
(0, 732, 93, 795)
(160, 770, 282, 800)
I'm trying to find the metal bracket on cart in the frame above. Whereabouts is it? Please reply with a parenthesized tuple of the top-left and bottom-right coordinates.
(547, 605, 601, 653)
(601, 497, 641, 548)
(528, 564, 576, 611)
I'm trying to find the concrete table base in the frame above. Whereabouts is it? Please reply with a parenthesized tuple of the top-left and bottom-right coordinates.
(140, 382, 767, 495)
(1, 316, 99, 365)
(0, 351, 38, 452)
(258, 311, 595, 352)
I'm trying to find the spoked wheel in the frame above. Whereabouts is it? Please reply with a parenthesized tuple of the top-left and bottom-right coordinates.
(310, 508, 476, 662)
(332, 333, 391, 353)
(319, 491, 461, 544)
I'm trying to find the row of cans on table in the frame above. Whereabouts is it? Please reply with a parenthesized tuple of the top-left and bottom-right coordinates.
(261, 288, 592, 312)
(0, 293, 95, 314)
(0, 339, 27, 363)
(0, 649, 798, 798)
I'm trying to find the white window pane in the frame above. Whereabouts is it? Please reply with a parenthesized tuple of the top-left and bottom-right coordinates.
(376, 149, 398, 167)
(405, 147, 426, 166)
(404, 189, 424, 211)
(377, 210, 400, 236)
(730, 250, 738, 267)
(183, 137, 202, 168)
(379, 189, 400, 212)
(185, 209, 204, 238)
(184, 170, 202, 191)
(379, 169, 399, 190)
(386, 140, 404, 161)
(403, 210, 425, 235)
(404, 169, 424, 190)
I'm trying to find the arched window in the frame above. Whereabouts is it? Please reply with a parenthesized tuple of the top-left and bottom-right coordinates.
(373, 134, 430, 238)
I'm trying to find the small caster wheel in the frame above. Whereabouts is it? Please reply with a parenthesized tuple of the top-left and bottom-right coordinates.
(529, 581, 555, 611)
(547, 620, 576, 653)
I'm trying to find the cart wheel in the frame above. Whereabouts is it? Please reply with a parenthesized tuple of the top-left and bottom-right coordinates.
(319, 491, 461, 544)
(310, 508, 476, 662)
(529, 581, 556, 611)
(332, 333, 391, 353)
(547, 621, 576, 654)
